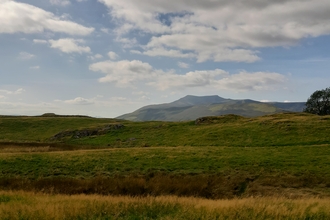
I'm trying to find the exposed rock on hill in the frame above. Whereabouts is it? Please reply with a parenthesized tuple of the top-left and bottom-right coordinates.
(39, 113, 91, 118)
(50, 124, 124, 141)
(195, 115, 245, 125)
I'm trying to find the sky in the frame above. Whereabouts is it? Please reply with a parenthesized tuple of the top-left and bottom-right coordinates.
(1, 0, 330, 118)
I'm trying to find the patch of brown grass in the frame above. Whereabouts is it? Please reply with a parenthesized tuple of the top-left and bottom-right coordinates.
(0, 146, 51, 153)
(1, 190, 330, 219)
(0, 142, 80, 152)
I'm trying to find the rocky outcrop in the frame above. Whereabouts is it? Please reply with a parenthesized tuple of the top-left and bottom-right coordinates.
(50, 124, 124, 141)
(195, 114, 245, 125)
(39, 113, 91, 118)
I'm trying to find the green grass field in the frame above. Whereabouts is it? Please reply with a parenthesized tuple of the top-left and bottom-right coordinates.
(2, 145, 330, 178)
(0, 113, 330, 148)
(1, 113, 330, 218)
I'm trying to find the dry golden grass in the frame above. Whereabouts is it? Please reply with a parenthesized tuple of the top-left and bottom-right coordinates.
(1, 190, 330, 219)
(0, 145, 51, 153)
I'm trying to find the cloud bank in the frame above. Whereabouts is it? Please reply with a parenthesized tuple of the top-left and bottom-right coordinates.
(100, 0, 330, 63)
(49, 38, 91, 54)
(90, 59, 287, 91)
(0, 0, 94, 35)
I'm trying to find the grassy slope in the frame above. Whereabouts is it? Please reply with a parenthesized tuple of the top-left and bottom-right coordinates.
(0, 113, 330, 198)
(1, 113, 329, 148)
(1, 146, 330, 178)
(72, 113, 330, 147)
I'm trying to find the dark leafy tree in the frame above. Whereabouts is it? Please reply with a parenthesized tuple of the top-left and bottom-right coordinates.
(304, 87, 330, 115)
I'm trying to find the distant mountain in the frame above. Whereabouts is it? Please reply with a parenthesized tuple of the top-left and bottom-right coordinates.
(170, 95, 230, 106)
(270, 102, 306, 112)
(117, 95, 306, 121)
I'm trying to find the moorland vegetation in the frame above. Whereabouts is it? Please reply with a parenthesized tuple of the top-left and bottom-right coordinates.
(1, 112, 330, 219)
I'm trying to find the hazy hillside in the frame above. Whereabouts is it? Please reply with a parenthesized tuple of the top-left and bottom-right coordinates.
(271, 102, 306, 112)
(117, 95, 306, 121)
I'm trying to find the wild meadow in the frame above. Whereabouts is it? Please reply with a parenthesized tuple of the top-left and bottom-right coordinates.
(0, 113, 330, 219)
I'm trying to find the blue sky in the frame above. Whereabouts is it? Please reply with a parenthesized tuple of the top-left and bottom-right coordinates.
(1, 0, 330, 117)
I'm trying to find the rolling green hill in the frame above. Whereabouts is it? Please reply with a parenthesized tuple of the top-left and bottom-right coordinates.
(1, 113, 330, 200)
(117, 95, 306, 121)
(0, 112, 328, 148)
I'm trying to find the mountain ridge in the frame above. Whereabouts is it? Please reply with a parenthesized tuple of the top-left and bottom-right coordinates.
(117, 95, 306, 121)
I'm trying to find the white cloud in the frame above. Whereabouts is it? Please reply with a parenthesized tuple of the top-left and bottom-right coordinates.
(116, 37, 138, 48)
(99, 0, 330, 63)
(90, 59, 287, 91)
(130, 50, 142, 55)
(100, 0, 170, 34)
(108, 51, 119, 60)
(88, 54, 103, 60)
(33, 39, 48, 44)
(132, 91, 149, 96)
(0, 0, 94, 35)
(131, 92, 151, 101)
(49, 38, 91, 54)
(284, 100, 296, 103)
(94, 54, 103, 59)
(151, 69, 228, 90)
(141, 47, 195, 58)
(89, 59, 155, 87)
(130, 48, 195, 59)
(0, 88, 25, 95)
(60, 13, 72, 20)
(110, 97, 127, 101)
(139, 95, 150, 101)
(15, 88, 25, 94)
(18, 52, 35, 60)
(208, 49, 260, 63)
(30, 66, 40, 70)
(217, 71, 287, 92)
(100, 28, 110, 34)
(178, 62, 189, 68)
(147, 35, 260, 63)
(56, 97, 94, 105)
(50, 0, 70, 6)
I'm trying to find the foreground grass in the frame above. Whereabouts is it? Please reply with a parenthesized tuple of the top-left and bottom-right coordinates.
(1, 146, 330, 198)
(1, 113, 330, 202)
(1, 146, 330, 178)
(1, 191, 329, 220)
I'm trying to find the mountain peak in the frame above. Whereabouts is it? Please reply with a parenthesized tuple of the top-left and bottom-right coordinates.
(174, 95, 229, 106)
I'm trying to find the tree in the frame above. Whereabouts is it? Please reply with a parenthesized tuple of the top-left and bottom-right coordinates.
(304, 87, 330, 115)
